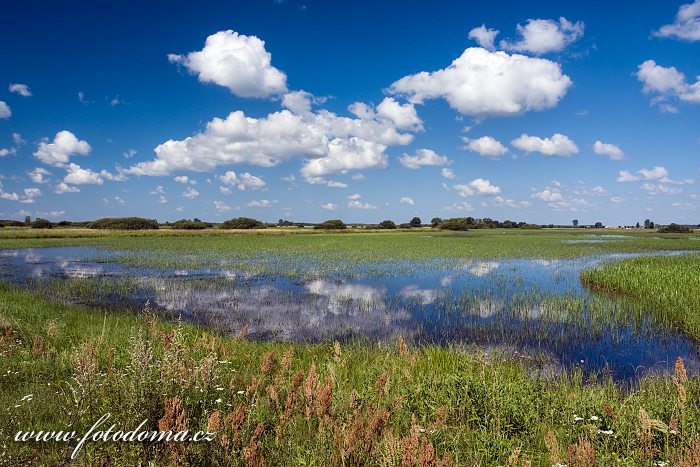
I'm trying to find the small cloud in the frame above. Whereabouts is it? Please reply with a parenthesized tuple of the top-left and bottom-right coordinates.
(9, 83, 32, 97)
(400, 196, 415, 206)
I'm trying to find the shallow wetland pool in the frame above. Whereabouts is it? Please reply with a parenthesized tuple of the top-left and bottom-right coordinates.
(0, 246, 698, 383)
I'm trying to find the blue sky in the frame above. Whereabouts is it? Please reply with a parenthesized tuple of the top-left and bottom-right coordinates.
(1, 0, 699, 225)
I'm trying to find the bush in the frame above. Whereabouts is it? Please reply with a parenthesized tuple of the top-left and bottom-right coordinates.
(520, 223, 542, 230)
(409, 217, 422, 228)
(56, 220, 72, 227)
(398, 223, 412, 229)
(314, 219, 347, 230)
(0, 220, 23, 227)
(378, 220, 397, 229)
(658, 223, 691, 233)
(31, 218, 53, 229)
(219, 217, 266, 229)
(439, 218, 471, 231)
(172, 219, 210, 230)
(88, 217, 159, 230)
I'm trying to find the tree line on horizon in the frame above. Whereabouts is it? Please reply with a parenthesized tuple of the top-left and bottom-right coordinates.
(0, 216, 696, 233)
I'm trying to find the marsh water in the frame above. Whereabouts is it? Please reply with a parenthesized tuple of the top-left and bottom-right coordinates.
(1, 246, 697, 382)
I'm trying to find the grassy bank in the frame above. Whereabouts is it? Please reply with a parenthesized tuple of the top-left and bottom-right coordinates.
(582, 255, 700, 340)
(1, 227, 699, 266)
(1, 284, 699, 465)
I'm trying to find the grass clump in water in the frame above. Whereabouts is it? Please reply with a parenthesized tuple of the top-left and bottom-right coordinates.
(582, 254, 700, 339)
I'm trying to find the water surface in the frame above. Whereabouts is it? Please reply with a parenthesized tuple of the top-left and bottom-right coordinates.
(1, 246, 697, 382)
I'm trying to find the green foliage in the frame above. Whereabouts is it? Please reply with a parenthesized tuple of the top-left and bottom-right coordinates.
(409, 216, 422, 227)
(172, 219, 210, 230)
(439, 217, 472, 231)
(313, 219, 346, 230)
(31, 218, 52, 229)
(582, 254, 700, 339)
(219, 217, 266, 229)
(0, 285, 698, 465)
(88, 217, 159, 230)
(377, 220, 397, 229)
(520, 223, 542, 229)
(658, 223, 691, 234)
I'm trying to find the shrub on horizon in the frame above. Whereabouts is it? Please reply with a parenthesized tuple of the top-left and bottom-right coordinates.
(88, 217, 159, 230)
(378, 220, 397, 229)
(31, 218, 53, 229)
(314, 219, 347, 230)
(438, 218, 471, 231)
(219, 217, 266, 229)
(658, 223, 691, 234)
(172, 219, 210, 230)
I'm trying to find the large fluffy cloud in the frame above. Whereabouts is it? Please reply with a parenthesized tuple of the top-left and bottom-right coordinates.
(654, 0, 700, 41)
(33, 131, 91, 167)
(500, 17, 584, 55)
(129, 96, 419, 179)
(301, 138, 388, 178)
(463, 136, 508, 159)
(388, 47, 571, 118)
(168, 29, 288, 98)
(511, 133, 578, 157)
(398, 149, 449, 169)
(636, 60, 700, 108)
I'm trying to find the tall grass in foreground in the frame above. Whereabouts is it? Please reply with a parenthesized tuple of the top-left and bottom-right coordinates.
(1, 284, 699, 465)
(582, 255, 700, 340)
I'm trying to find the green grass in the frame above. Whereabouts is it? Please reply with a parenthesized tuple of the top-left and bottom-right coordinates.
(582, 255, 700, 340)
(2, 228, 700, 464)
(1, 227, 699, 268)
(0, 284, 699, 465)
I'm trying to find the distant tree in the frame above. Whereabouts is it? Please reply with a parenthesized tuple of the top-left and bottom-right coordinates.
(57, 220, 72, 227)
(479, 218, 495, 229)
(594, 222, 603, 228)
(572, 219, 579, 227)
(439, 218, 471, 231)
(502, 220, 515, 229)
(644, 219, 651, 229)
(220, 217, 266, 229)
(658, 223, 691, 233)
(277, 219, 294, 226)
(314, 219, 347, 230)
(378, 220, 397, 229)
(193, 218, 201, 223)
(636, 222, 640, 229)
(88, 217, 159, 230)
(24, 216, 31, 226)
(520, 223, 542, 230)
(172, 219, 209, 230)
(31, 218, 53, 229)
(409, 217, 422, 228)
(430, 217, 443, 228)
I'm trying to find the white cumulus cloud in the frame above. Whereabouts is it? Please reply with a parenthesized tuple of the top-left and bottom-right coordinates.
(168, 29, 287, 98)
(0, 101, 11, 119)
(400, 196, 415, 205)
(468, 25, 499, 51)
(218, 171, 266, 191)
(636, 60, 700, 107)
(399, 149, 450, 169)
(500, 17, 584, 55)
(592, 140, 625, 160)
(654, 0, 700, 41)
(454, 178, 501, 196)
(9, 83, 32, 97)
(33, 131, 91, 167)
(511, 133, 578, 157)
(463, 136, 508, 159)
(388, 47, 571, 118)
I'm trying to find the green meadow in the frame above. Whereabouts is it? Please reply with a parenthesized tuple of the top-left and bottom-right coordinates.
(1, 227, 699, 465)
